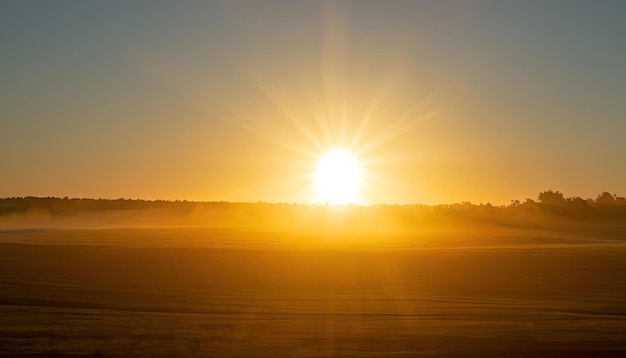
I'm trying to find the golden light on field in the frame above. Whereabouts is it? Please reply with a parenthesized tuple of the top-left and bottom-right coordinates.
(316, 150, 361, 205)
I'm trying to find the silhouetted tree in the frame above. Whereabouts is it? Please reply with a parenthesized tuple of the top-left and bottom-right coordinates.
(523, 198, 536, 206)
(509, 200, 521, 207)
(595, 192, 616, 206)
(566, 197, 590, 210)
(538, 190, 565, 206)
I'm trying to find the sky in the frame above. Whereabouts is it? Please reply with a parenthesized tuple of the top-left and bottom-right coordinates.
(1, 0, 625, 205)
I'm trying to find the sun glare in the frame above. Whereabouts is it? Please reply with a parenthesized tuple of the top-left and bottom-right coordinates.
(316, 150, 361, 205)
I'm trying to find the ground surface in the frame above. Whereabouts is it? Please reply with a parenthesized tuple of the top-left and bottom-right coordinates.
(0, 227, 625, 357)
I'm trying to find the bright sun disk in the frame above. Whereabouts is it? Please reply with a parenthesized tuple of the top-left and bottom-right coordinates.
(316, 150, 361, 205)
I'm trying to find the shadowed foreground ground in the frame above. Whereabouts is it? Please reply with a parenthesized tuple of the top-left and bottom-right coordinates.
(0, 227, 625, 357)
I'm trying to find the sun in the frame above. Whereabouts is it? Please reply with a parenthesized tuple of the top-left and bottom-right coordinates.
(316, 150, 361, 205)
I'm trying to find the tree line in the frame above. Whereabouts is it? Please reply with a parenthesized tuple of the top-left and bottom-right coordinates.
(1, 191, 625, 219)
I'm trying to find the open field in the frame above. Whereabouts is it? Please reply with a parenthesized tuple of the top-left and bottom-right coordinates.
(1, 226, 625, 357)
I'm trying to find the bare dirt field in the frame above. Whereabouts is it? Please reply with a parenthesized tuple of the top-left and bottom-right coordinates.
(1, 227, 625, 357)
